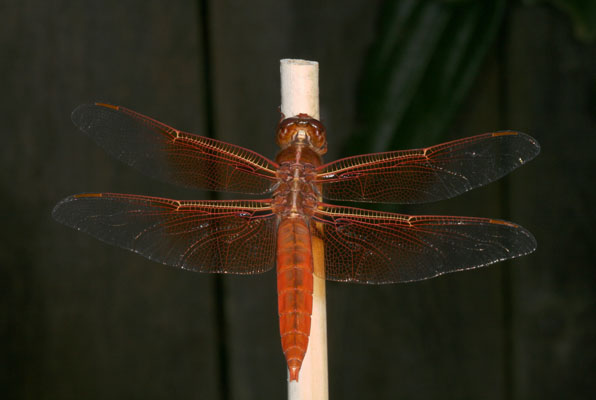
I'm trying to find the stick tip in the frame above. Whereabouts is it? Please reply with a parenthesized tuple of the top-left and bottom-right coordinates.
(279, 58, 320, 119)
(280, 58, 318, 67)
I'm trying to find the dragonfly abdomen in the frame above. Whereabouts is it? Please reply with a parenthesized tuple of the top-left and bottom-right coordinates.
(276, 216, 314, 381)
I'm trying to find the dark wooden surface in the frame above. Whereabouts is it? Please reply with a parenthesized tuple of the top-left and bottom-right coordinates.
(2, 1, 595, 399)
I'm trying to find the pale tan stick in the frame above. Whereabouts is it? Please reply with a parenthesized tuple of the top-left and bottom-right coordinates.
(280, 59, 329, 400)
(281, 59, 320, 120)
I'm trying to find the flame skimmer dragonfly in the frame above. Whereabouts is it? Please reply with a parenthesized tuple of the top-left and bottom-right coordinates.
(53, 103, 539, 381)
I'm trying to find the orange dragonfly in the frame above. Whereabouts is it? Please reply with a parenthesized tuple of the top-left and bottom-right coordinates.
(53, 103, 539, 381)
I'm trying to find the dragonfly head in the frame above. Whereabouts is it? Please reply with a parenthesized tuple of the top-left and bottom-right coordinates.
(276, 114, 327, 155)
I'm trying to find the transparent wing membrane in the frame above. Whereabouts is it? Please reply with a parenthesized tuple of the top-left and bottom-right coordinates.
(52, 193, 277, 274)
(317, 131, 540, 203)
(72, 103, 279, 194)
(313, 203, 536, 283)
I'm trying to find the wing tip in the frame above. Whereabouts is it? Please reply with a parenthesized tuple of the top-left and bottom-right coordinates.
(71, 102, 119, 128)
(516, 131, 541, 158)
(493, 218, 538, 256)
(52, 193, 103, 221)
(51, 195, 75, 222)
(70, 104, 88, 126)
(492, 130, 541, 160)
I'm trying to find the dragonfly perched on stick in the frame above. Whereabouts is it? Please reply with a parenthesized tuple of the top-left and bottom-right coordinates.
(53, 102, 539, 381)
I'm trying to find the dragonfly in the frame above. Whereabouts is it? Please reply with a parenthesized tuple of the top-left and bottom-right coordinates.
(53, 102, 539, 381)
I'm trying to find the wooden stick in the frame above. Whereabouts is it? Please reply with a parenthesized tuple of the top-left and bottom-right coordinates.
(281, 59, 320, 120)
(280, 59, 329, 400)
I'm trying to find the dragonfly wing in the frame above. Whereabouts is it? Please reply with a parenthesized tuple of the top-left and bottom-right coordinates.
(312, 203, 536, 283)
(72, 103, 279, 194)
(52, 193, 277, 274)
(316, 132, 540, 203)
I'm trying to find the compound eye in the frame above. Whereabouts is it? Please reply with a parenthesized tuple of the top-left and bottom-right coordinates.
(276, 119, 296, 147)
(310, 128, 325, 148)
(307, 120, 327, 154)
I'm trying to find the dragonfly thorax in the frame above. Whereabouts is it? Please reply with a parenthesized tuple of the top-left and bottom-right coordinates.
(272, 162, 318, 218)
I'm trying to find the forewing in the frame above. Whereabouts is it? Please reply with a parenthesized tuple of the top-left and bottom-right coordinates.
(312, 204, 536, 283)
(71, 103, 279, 194)
(316, 132, 540, 203)
(52, 193, 277, 274)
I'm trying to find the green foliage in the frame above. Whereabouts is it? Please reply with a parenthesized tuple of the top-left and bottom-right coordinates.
(346, 0, 505, 154)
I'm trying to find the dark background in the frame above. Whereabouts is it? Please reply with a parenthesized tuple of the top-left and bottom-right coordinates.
(2, 1, 595, 399)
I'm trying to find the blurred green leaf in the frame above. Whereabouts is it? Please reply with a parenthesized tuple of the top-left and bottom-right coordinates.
(525, 0, 596, 42)
(346, 0, 505, 155)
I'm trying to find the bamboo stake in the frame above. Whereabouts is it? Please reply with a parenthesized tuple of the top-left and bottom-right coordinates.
(280, 59, 329, 400)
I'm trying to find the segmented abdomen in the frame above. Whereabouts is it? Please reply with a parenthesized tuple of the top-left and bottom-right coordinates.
(276, 216, 314, 381)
